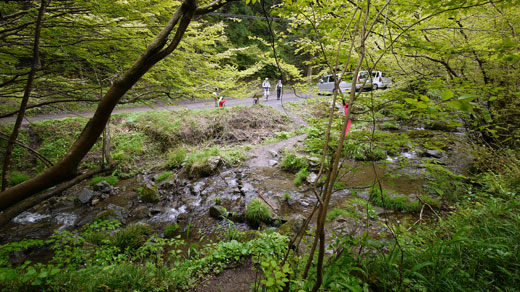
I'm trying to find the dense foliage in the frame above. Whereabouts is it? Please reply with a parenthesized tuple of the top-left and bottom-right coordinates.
(0, 0, 519, 291)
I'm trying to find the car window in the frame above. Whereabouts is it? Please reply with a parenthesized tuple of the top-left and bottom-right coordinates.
(372, 72, 377, 77)
(344, 73, 354, 80)
(359, 72, 369, 79)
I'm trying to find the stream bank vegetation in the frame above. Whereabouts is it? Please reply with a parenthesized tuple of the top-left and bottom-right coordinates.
(1, 0, 519, 291)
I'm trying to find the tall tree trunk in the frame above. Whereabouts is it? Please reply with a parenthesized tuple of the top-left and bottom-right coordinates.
(1, 0, 47, 191)
(0, 0, 237, 211)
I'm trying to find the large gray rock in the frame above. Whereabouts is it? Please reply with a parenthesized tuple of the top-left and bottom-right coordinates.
(424, 149, 443, 158)
(279, 214, 306, 238)
(189, 156, 221, 177)
(77, 189, 95, 204)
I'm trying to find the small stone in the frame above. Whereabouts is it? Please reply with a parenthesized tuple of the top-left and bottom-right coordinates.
(356, 191, 370, 200)
(209, 206, 228, 219)
(192, 181, 205, 194)
(268, 160, 278, 166)
(91, 199, 100, 206)
(93, 181, 112, 193)
(306, 172, 318, 184)
(268, 150, 278, 158)
(308, 156, 321, 166)
(77, 189, 95, 204)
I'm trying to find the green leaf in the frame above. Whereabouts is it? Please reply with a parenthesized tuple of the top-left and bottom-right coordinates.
(441, 90, 454, 101)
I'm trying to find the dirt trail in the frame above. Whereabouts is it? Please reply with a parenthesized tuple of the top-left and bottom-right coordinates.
(245, 134, 306, 168)
(0, 91, 310, 125)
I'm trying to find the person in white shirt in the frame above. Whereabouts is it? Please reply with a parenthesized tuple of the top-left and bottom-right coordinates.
(276, 80, 282, 100)
(262, 78, 271, 100)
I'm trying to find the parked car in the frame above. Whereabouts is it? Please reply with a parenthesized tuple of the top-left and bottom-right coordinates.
(357, 71, 392, 90)
(317, 73, 359, 94)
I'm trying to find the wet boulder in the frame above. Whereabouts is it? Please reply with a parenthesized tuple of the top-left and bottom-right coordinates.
(138, 182, 159, 203)
(77, 189, 95, 204)
(423, 149, 443, 159)
(93, 181, 112, 193)
(279, 214, 306, 238)
(189, 156, 221, 178)
(209, 205, 228, 219)
(130, 206, 150, 219)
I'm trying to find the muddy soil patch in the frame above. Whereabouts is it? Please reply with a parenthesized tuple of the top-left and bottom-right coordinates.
(190, 258, 256, 292)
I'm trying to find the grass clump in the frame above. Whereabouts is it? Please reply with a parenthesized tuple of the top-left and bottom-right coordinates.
(369, 188, 421, 212)
(280, 151, 308, 173)
(112, 224, 155, 253)
(156, 171, 173, 182)
(326, 208, 354, 221)
(165, 147, 187, 168)
(294, 168, 308, 186)
(246, 198, 272, 227)
(90, 175, 118, 186)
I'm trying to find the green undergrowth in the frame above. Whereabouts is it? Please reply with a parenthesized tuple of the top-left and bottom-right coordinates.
(0, 219, 289, 292)
(280, 150, 308, 173)
(327, 197, 378, 221)
(369, 187, 441, 212)
(3, 106, 288, 181)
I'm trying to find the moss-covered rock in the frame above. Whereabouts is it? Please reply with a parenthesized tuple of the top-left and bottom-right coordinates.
(137, 183, 159, 203)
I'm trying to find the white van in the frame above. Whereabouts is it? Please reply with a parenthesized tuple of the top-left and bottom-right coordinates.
(357, 71, 392, 90)
(317, 73, 359, 94)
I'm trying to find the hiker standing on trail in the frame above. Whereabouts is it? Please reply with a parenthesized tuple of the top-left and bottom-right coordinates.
(276, 80, 282, 100)
(262, 78, 270, 100)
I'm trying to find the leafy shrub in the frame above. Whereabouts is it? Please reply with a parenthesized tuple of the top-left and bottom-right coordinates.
(246, 198, 272, 227)
(381, 121, 399, 130)
(112, 224, 155, 253)
(280, 151, 308, 173)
